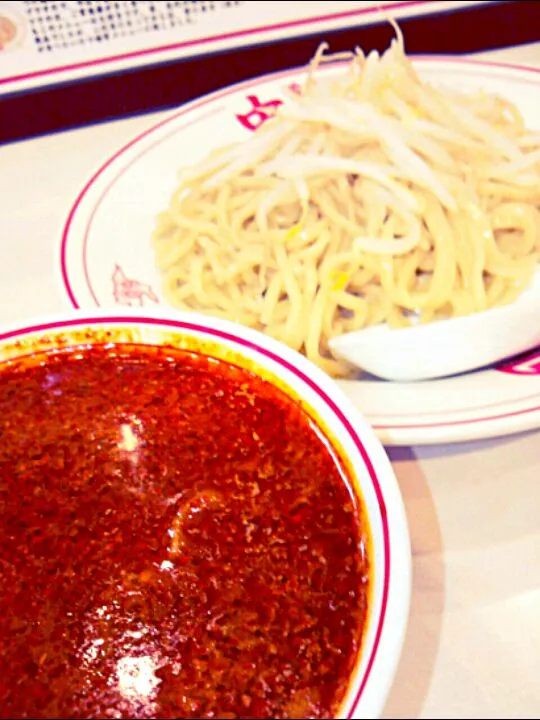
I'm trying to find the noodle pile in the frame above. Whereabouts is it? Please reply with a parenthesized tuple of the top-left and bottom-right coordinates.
(151, 26, 540, 376)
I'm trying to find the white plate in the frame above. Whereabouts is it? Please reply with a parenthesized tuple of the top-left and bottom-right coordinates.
(59, 56, 540, 447)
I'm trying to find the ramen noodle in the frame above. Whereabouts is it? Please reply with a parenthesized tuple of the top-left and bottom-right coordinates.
(151, 26, 540, 376)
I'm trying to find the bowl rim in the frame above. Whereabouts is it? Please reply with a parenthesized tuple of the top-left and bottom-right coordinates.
(0, 308, 412, 720)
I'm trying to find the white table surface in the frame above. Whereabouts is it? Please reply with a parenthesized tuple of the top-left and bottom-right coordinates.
(1, 40, 540, 720)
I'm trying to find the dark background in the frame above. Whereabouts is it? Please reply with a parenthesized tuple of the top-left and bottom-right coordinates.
(1, 0, 539, 145)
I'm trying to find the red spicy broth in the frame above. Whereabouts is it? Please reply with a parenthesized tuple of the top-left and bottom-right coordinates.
(0, 343, 371, 719)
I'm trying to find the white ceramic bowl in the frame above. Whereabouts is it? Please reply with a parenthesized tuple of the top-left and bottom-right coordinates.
(0, 309, 411, 720)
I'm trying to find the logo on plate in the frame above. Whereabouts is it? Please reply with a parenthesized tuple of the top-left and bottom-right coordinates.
(235, 84, 302, 131)
(497, 348, 540, 376)
(112, 264, 159, 307)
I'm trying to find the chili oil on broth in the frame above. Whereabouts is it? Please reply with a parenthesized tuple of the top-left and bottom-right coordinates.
(0, 342, 371, 720)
